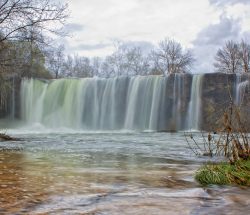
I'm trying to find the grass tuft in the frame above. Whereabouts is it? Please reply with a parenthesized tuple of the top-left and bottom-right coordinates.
(195, 159, 250, 186)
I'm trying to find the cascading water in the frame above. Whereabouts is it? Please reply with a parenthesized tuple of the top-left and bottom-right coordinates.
(11, 78, 15, 120)
(172, 74, 185, 130)
(186, 74, 203, 130)
(21, 76, 181, 131)
(235, 73, 249, 106)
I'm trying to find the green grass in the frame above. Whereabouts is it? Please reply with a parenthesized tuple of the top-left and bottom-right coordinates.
(195, 159, 250, 186)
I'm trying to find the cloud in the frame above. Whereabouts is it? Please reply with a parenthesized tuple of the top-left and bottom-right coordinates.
(64, 23, 85, 32)
(71, 40, 154, 55)
(241, 31, 250, 41)
(59, 0, 250, 74)
(192, 16, 242, 73)
(74, 43, 111, 51)
(209, 0, 250, 7)
(194, 16, 241, 46)
(65, 0, 219, 55)
(120, 41, 154, 54)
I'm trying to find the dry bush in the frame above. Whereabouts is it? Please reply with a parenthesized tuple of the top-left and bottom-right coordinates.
(185, 101, 250, 163)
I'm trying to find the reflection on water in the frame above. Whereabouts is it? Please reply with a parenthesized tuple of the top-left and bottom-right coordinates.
(0, 132, 249, 214)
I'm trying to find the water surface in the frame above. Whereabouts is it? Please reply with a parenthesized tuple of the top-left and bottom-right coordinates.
(0, 131, 249, 214)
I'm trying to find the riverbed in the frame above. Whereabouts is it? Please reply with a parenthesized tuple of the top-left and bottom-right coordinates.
(0, 131, 249, 214)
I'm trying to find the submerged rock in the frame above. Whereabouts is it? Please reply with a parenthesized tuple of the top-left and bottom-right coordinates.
(0, 133, 19, 141)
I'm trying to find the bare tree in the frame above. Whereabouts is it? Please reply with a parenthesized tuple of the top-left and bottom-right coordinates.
(46, 44, 65, 78)
(61, 55, 75, 77)
(101, 56, 115, 78)
(123, 46, 149, 76)
(0, 0, 68, 78)
(214, 40, 241, 73)
(100, 43, 127, 77)
(109, 42, 126, 76)
(59, 54, 93, 78)
(150, 38, 194, 75)
(0, 0, 68, 43)
(148, 50, 165, 75)
(239, 39, 250, 73)
(74, 55, 93, 78)
(92, 57, 102, 77)
(101, 42, 150, 77)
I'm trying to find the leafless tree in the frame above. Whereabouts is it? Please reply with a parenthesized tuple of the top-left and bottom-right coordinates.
(0, 0, 68, 78)
(239, 39, 250, 73)
(150, 38, 194, 75)
(46, 44, 65, 78)
(100, 43, 127, 77)
(60, 55, 73, 77)
(59, 54, 93, 78)
(74, 55, 93, 78)
(101, 56, 115, 77)
(214, 40, 241, 73)
(0, 0, 68, 43)
(101, 42, 150, 77)
(123, 46, 149, 76)
(92, 57, 102, 77)
(107, 42, 126, 76)
(149, 50, 165, 75)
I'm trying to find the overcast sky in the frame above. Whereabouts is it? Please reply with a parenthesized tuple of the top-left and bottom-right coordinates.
(62, 0, 250, 73)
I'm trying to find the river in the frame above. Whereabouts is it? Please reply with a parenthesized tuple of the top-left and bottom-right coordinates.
(0, 130, 249, 214)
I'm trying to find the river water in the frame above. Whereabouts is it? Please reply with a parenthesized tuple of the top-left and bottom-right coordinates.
(0, 131, 249, 214)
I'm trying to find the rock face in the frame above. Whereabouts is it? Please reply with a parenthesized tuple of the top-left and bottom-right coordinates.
(201, 73, 250, 131)
(0, 73, 249, 131)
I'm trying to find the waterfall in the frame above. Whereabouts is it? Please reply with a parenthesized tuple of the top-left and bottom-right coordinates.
(186, 74, 203, 130)
(235, 73, 249, 106)
(172, 74, 185, 130)
(21, 76, 177, 131)
(11, 78, 15, 120)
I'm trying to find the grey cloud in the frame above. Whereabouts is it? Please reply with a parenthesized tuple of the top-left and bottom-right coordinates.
(121, 40, 154, 54)
(74, 40, 154, 53)
(209, 0, 250, 7)
(62, 39, 154, 55)
(64, 23, 85, 32)
(192, 45, 218, 73)
(241, 31, 250, 41)
(193, 16, 241, 46)
(192, 16, 242, 73)
(73, 43, 111, 51)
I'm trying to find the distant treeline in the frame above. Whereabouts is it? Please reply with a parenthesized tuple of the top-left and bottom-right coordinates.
(48, 38, 250, 78)
(1, 37, 250, 80)
(0, 0, 249, 81)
